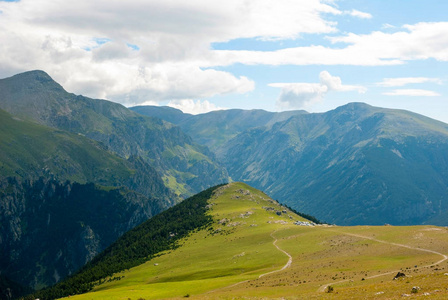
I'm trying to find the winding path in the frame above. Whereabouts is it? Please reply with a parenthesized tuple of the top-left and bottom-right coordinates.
(207, 229, 292, 293)
(259, 231, 292, 278)
(317, 231, 448, 293)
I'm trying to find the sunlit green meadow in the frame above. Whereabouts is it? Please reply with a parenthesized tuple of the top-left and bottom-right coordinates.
(66, 183, 448, 300)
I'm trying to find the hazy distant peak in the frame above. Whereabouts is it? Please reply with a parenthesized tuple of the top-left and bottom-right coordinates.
(10, 70, 55, 84)
(4, 69, 64, 93)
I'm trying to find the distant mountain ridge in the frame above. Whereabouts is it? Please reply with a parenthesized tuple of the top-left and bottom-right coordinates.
(134, 103, 448, 226)
(0, 70, 229, 197)
(131, 105, 307, 151)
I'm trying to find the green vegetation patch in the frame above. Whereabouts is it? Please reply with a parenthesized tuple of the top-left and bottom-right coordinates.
(28, 184, 224, 300)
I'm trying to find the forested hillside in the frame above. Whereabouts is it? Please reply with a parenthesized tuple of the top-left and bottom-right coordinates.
(28, 185, 222, 300)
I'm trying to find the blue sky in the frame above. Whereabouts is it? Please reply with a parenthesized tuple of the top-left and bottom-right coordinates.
(0, 0, 447, 122)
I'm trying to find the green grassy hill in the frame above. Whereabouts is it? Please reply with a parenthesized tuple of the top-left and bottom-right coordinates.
(29, 183, 448, 299)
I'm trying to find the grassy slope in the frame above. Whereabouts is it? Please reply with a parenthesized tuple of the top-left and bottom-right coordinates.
(0, 108, 132, 184)
(69, 183, 448, 300)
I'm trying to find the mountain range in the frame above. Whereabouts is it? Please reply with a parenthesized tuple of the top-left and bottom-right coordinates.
(132, 103, 448, 226)
(1, 70, 448, 297)
(0, 70, 228, 198)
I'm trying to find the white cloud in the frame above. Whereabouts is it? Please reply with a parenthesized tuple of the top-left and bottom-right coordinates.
(345, 9, 372, 19)
(319, 70, 367, 93)
(271, 83, 328, 110)
(207, 21, 448, 67)
(0, 0, 341, 104)
(383, 89, 441, 97)
(100, 64, 255, 105)
(377, 77, 443, 87)
(328, 22, 448, 62)
(270, 71, 366, 110)
(167, 99, 226, 115)
(1, 0, 446, 108)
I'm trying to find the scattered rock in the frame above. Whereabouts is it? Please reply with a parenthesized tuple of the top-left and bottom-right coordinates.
(218, 218, 230, 225)
(411, 286, 420, 293)
(232, 252, 245, 259)
(236, 189, 251, 195)
(239, 211, 253, 218)
(393, 272, 406, 280)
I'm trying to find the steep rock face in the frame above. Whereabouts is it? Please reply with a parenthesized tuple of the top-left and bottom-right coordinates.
(219, 103, 448, 225)
(0, 71, 228, 197)
(0, 177, 163, 290)
(0, 275, 31, 300)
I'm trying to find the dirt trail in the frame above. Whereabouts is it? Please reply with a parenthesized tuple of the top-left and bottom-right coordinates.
(207, 229, 292, 293)
(259, 231, 293, 278)
(317, 231, 448, 293)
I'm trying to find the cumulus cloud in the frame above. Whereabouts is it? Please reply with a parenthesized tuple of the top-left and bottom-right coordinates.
(270, 83, 328, 110)
(270, 71, 366, 110)
(1, 0, 445, 108)
(327, 22, 448, 62)
(383, 89, 441, 97)
(102, 64, 254, 105)
(167, 99, 225, 115)
(0, 0, 341, 104)
(377, 77, 443, 87)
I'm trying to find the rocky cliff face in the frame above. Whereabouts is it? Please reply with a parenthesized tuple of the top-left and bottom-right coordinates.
(0, 177, 163, 290)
